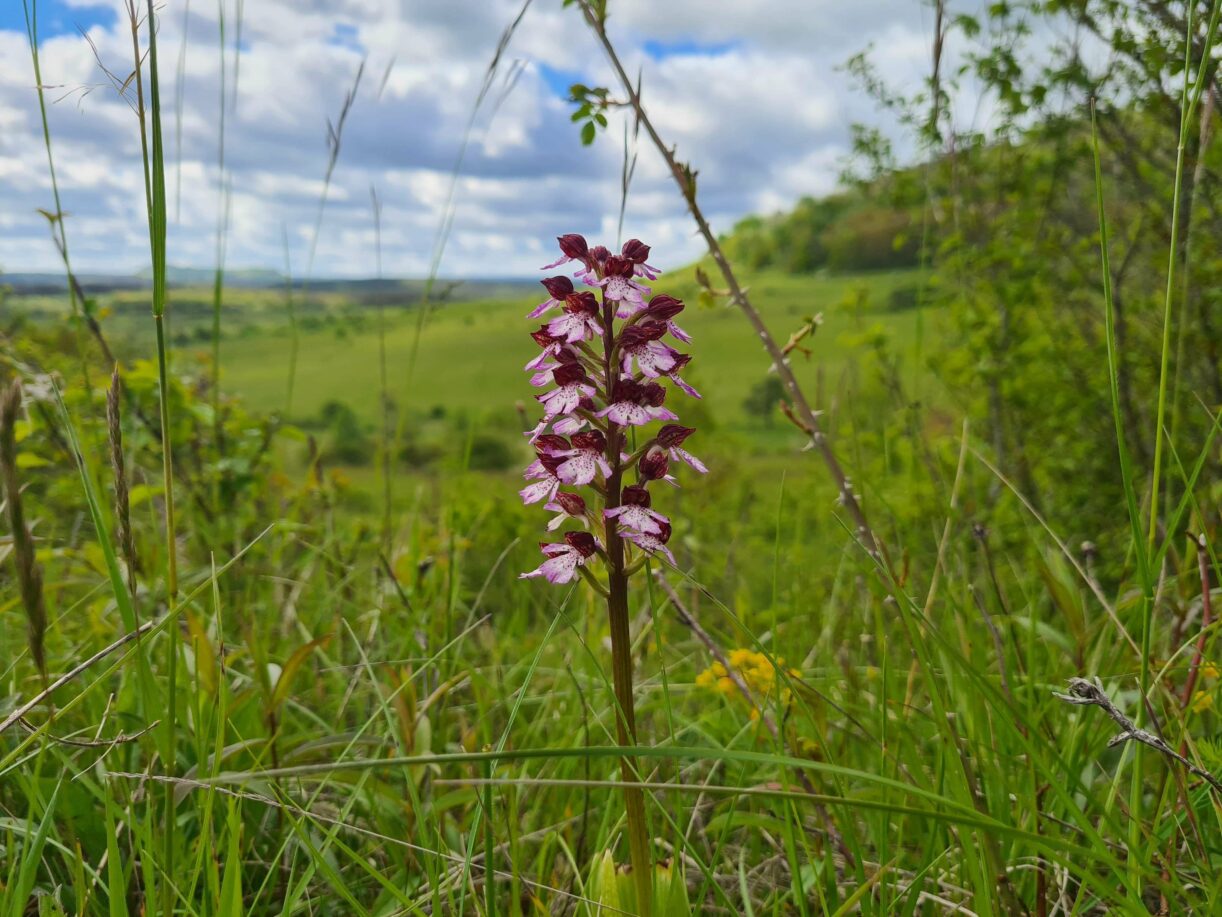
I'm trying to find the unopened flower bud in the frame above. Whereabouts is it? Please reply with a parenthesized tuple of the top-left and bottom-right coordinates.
(621, 238, 651, 264)
(553, 492, 588, 516)
(646, 294, 685, 321)
(638, 446, 669, 481)
(541, 275, 575, 299)
(558, 233, 589, 261)
(657, 424, 695, 448)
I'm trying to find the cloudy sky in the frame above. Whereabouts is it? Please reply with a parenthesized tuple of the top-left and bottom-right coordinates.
(0, 0, 951, 278)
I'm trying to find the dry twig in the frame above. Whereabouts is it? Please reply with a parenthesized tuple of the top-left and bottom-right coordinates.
(1054, 677, 1222, 795)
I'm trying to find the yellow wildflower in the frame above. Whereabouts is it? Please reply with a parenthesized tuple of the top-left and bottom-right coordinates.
(1191, 690, 1214, 715)
(696, 648, 797, 717)
(1201, 662, 1219, 681)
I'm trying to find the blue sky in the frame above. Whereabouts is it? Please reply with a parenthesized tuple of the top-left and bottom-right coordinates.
(0, 1, 115, 38)
(0, 0, 948, 277)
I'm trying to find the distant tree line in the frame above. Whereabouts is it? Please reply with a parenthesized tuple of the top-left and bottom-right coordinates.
(720, 193, 923, 274)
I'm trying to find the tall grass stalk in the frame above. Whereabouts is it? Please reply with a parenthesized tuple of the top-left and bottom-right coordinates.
(370, 185, 392, 549)
(22, 0, 107, 378)
(129, 0, 179, 907)
(287, 59, 364, 415)
(1089, 100, 1153, 898)
(211, 0, 240, 445)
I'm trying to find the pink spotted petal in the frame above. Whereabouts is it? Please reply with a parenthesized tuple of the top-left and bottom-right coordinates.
(520, 479, 558, 505)
(556, 453, 597, 485)
(670, 375, 701, 398)
(598, 402, 652, 426)
(553, 415, 587, 435)
(668, 321, 692, 343)
(673, 447, 707, 473)
(527, 298, 559, 319)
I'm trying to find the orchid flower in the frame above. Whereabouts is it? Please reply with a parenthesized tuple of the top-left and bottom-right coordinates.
(520, 232, 704, 579)
(518, 232, 705, 916)
(519, 531, 599, 584)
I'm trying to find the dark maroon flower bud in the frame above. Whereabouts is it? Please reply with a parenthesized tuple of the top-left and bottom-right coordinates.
(541, 275, 575, 299)
(618, 324, 654, 348)
(554, 346, 582, 365)
(646, 294, 685, 321)
(610, 377, 643, 403)
(587, 245, 611, 267)
(552, 362, 587, 386)
(571, 430, 607, 452)
(657, 424, 695, 448)
(553, 492, 587, 516)
(669, 353, 692, 372)
(531, 326, 559, 348)
(641, 382, 667, 407)
(535, 434, 570, 455)
(557, 234, 589, 261)
(639, 321, 668, 341)
(603, 255, 634, 278)
(638, 446, 669, 481)
(564, 291, 599, 314)
(577, 395, 596, 412)
(654, 520, 672, 544)
(565, 530, 598, 556)
(621, 484, 652, 507)
(621, 238, 651, 264)
(539, 453, 566, 474)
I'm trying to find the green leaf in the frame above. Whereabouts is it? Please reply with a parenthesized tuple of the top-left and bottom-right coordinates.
(580, 121, 596, 146)
(271, 634, 333, 712)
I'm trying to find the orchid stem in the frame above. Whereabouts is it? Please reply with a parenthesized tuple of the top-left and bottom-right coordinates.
(601, 300, 653, 916)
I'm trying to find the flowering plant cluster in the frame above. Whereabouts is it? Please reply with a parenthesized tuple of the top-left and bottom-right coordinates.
(518, 234, 706, 585)
(696, 648, 801, 720)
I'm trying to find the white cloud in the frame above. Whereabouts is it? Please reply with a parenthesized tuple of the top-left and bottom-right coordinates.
(0, 0, 984, 278)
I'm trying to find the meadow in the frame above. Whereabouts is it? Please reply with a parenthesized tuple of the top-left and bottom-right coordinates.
(3, 0, 1222, 915)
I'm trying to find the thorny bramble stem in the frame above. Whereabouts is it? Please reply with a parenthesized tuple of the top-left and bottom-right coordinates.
(574, 0, 887, 574)
(519, 235, 703, 914)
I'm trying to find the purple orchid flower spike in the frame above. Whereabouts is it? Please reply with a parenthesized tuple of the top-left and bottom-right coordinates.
(518, 232, 705, 585)
(518, 231, 708, 915)
(519, 531, 600, 584)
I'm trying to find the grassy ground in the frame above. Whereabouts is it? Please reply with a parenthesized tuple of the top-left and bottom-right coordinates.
(7, 258, 1219, 914)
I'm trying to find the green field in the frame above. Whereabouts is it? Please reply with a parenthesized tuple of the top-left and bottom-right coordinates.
(212, 268, 932, 433)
